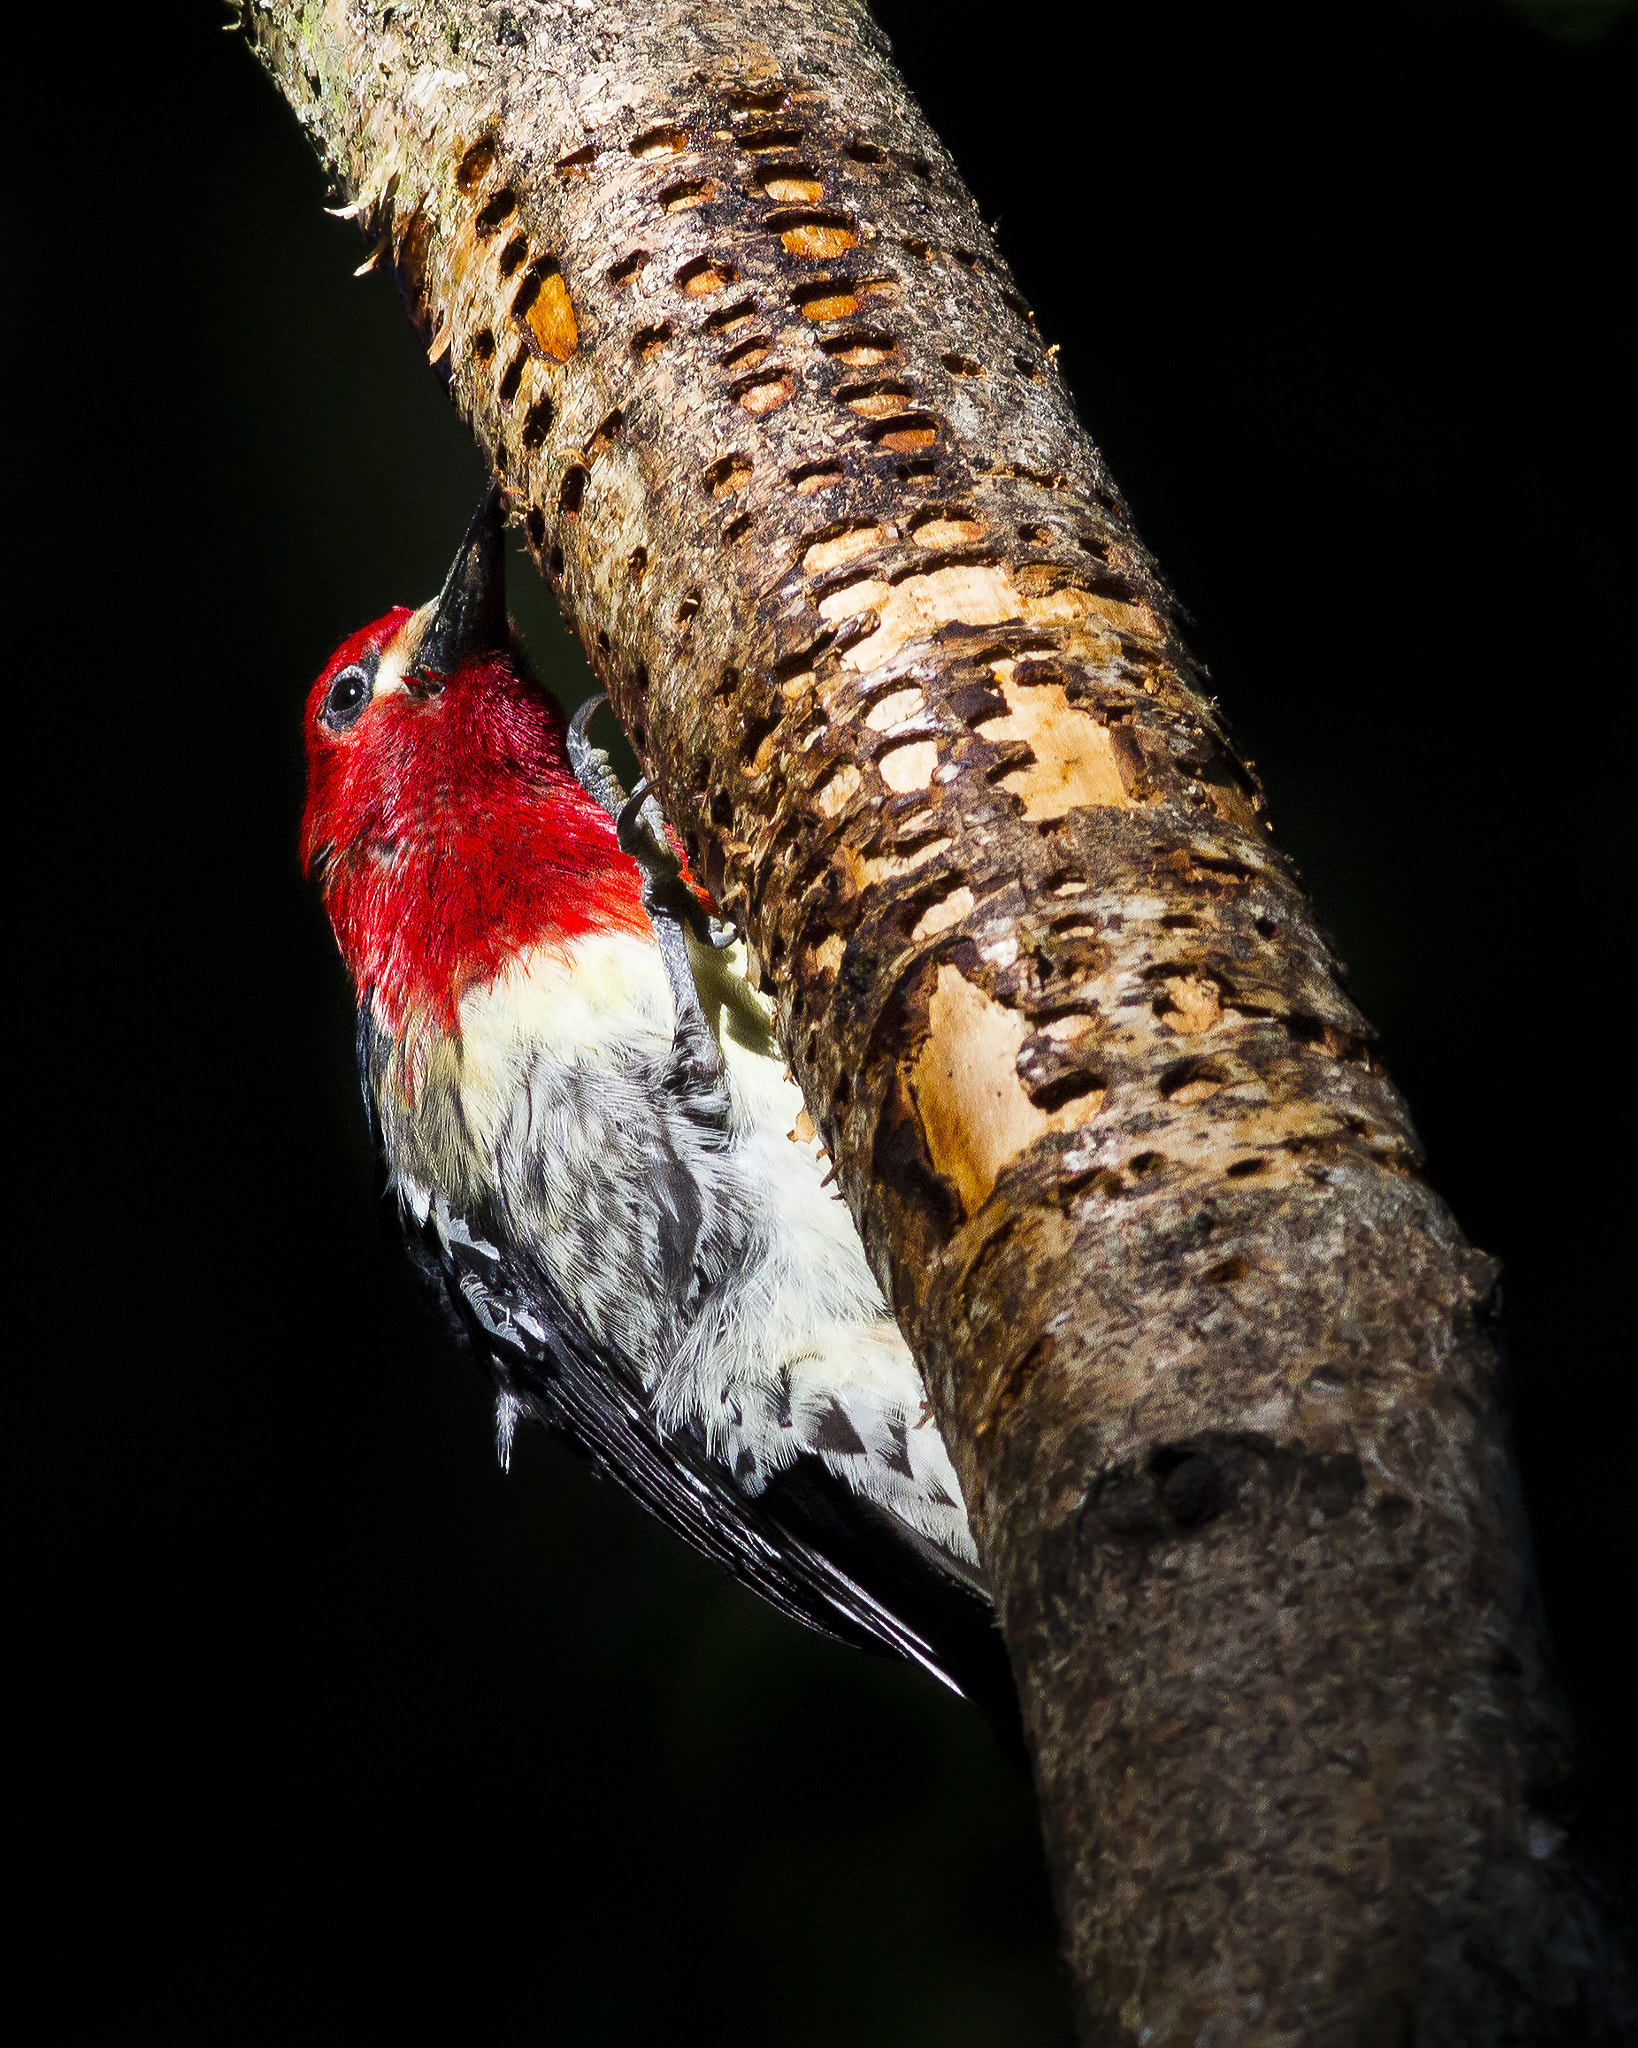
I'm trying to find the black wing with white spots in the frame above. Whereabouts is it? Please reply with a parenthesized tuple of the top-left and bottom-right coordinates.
(392, 1174, 1014, 1716)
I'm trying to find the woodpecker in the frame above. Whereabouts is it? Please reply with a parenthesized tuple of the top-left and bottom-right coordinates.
(303, 486, 1010, 1713)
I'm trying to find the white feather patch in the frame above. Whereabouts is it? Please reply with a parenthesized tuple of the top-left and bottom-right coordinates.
(383, 927, 979, 1565)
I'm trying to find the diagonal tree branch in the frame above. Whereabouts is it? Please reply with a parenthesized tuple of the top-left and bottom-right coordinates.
(245, 3, 1630, 2038)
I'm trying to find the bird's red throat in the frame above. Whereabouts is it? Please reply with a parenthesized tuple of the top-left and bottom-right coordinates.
(302, 612, 648, 1036)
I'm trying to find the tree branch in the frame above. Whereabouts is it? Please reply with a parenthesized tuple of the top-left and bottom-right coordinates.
(246, 3, 1630, 2037)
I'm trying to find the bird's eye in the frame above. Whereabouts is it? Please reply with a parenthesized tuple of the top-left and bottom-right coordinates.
(322, 666, 370, 732)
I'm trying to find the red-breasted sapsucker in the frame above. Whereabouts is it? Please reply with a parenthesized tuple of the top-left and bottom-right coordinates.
(303, 489, 1007, 1710)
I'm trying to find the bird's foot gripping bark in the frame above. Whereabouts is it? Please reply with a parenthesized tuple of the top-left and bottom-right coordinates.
(567, 697, 734, 1104)
(565, 693, 631, 825)
(567, 697, 735, 935)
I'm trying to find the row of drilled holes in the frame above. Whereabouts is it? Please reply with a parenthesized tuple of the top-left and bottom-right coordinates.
(685, 299, 930, 539)
(453, 132, 860, 660)
(793, 608, 1175, 834)
(635, 270, 1044, 535)
(454, 147, 643, 592)
(784, 496, 1134, 633)
(576, 121, 928, 340)
(629, 276, 900, 365)
(606, 117, 974, 536)
(451, 153, 591, 507)
(693, 280, 938, 530)
(461, 127, 1031, 652)
(608, 239, 866, 302)
(585, 118, 929, 179)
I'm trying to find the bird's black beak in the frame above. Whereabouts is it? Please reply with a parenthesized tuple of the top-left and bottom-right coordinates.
(412, 481, 508, 683)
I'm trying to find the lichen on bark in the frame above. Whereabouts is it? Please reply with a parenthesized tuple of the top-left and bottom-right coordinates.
(246, 4, 1631, 2040)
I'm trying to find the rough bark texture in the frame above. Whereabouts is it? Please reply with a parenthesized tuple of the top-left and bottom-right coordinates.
(247, 4, 1629, 2040)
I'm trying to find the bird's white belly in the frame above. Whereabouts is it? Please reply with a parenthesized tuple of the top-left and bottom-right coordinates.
(387, 930, 977, 1564)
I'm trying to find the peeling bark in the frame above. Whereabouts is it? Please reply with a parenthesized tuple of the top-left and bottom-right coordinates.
(246, 4, 1630, 2039)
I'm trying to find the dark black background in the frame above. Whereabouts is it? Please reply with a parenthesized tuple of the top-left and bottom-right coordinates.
(13, 1, 1633, 2038)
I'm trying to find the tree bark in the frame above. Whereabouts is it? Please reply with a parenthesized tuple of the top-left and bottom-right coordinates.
(246, 4, 1629, 2039)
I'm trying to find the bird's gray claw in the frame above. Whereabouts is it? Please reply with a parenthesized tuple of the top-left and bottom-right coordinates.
(615, 777, 653, 856)
(566, 694, 630, 823)
(615, 778, 678, 878)
(567, 694, 604, 745)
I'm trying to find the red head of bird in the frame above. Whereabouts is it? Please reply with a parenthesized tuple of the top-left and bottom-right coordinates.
(300, 488, 645, 1036)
